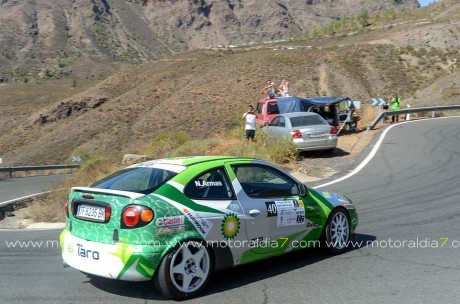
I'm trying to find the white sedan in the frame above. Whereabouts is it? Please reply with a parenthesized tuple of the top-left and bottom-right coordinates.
(263, 112, 338, 153)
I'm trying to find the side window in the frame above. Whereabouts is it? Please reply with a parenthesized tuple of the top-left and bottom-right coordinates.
(255, 103, 263, 114)
(278, 116, 286, 127)
(184, 168, 234, 200)
(231, 165, 298, 198)
(269, 116, 280, 126)
(269, 116, 286, 127)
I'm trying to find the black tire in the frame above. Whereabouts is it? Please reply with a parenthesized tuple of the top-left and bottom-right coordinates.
(321, 208, 350, 254)
(154, 241, 213, 300)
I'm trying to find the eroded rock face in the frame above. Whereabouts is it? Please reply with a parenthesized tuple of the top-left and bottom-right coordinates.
(0, 0, 420, 77)
(34, 97, 107, 125)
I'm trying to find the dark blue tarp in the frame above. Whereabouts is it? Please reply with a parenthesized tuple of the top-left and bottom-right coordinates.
(275, 96, 350, 114)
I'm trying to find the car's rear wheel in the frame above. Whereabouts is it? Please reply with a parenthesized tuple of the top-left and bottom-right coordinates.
(322, 208, 350, 254)
(154, 241, 213, 300)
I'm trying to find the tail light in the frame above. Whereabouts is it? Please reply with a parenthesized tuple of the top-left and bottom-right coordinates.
(105, 204, 111, 222)
(64, 200, 69, 218)
(330, 126, 338, 135)
(291, 130, 302, 139)
(121, 205, 154, 229)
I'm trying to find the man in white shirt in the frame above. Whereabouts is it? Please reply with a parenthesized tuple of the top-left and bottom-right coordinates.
(242, 105, 256, 144)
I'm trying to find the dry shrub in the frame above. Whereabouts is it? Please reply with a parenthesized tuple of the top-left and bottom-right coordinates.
(171, 138, 225, 157)
(143, 131, 191, 159)
(358, 104, 380, 128)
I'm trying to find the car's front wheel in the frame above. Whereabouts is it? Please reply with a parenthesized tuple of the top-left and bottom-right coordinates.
(322, 208, 350, 254)
(154, 241, 213, 300)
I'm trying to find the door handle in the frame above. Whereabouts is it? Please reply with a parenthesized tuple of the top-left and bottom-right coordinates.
(249, 209, 261, 217)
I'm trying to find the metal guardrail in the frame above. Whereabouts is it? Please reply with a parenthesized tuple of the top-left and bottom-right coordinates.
(368, 105, 460, 130)
(0, 164, 80, 179)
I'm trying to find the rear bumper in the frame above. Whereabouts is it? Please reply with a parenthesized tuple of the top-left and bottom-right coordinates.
(60, 229, 163, 281)
(293, 136, 337, 151)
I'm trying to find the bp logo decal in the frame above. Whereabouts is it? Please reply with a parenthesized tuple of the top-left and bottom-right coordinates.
(221, 213, 240, 240)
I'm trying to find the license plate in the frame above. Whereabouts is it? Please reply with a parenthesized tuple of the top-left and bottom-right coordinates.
(309, 133, 325, 138)
(77, 204, 105, 221)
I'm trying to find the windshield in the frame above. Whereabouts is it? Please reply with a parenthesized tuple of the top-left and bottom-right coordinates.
(91, 167, 177, 194)
(290, 115, 327, 127)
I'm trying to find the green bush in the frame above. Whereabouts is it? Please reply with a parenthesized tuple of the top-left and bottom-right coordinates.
(264, 137, 298, 163)
(228, 135, 298, 164)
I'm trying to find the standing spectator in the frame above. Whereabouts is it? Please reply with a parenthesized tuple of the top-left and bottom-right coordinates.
(242, 105, 256, 144)
(279, 79, 290, 97)
(260, 80, 271, 97)
(390, 94, 401, 123)
(260, 81, 283, 99)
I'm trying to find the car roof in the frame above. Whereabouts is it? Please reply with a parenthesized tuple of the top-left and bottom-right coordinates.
(130, 156, 254, 168)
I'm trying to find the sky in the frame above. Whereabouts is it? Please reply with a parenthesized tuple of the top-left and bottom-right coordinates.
(418, 0, 439, 7)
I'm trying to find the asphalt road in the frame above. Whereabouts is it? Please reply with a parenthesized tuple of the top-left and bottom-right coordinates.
(0, 174, 71, 204)
(0, 117, 459, 303)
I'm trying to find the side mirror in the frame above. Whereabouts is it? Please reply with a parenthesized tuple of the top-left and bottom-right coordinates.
(298, 183, 308, 197)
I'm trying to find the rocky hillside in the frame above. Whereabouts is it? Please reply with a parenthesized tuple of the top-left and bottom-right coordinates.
(0, 0, 419, 79)
(0, 0, 459, 166)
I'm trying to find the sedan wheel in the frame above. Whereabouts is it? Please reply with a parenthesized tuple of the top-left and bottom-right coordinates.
(155, 241, 213, 300)
(323, 209, 350, 254)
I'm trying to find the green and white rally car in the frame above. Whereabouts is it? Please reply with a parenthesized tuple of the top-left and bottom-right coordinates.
(61, 156, 358, 299)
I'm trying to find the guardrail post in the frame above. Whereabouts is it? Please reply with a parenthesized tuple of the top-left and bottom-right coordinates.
(9, 168, 13, 179)
(431, 110, 435, 118)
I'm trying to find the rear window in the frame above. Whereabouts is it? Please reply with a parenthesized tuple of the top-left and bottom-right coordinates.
(290, 115, 327, 127)
(90, 167, 177, 194)
(267, 102, 280, 115)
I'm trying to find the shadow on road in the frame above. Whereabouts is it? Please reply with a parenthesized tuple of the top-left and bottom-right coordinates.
(88, 233, 376, 300)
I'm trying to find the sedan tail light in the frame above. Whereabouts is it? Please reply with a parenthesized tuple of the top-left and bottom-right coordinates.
(330, 126, 338, 135)
(290, 130, 302, 139)
(121, 205, 154, 229)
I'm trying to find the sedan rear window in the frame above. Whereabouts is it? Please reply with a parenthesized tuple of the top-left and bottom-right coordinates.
(90, 167, 177, 194)
(290, 115, 327, 127)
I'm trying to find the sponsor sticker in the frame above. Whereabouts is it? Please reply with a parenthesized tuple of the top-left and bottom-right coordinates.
(306, 221, 319, 228)
(265, 200, 306, 226)
(156, 215, 185, 227)
(226, 202, 241, 213)
(157, 225, 186, 235)
(76, 243, 100, 260)
(221, 213, 240, 240)
(183, 208, 213, 238)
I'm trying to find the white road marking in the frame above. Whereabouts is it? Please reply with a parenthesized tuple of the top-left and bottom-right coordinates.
(314, 116, 459, 189)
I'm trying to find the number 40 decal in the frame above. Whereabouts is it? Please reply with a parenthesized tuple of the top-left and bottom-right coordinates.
(265, 202, 277, 217)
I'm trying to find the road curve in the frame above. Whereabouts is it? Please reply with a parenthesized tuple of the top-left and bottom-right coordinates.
(0, 174, 71, 204)
(0, 117, 459, 303)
